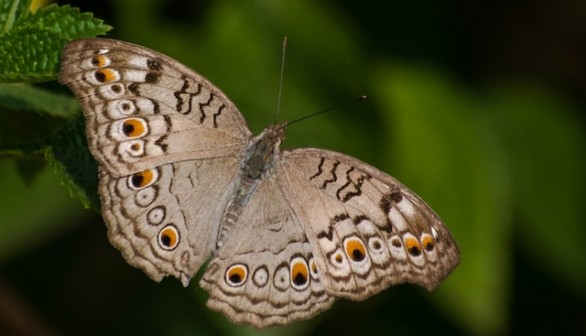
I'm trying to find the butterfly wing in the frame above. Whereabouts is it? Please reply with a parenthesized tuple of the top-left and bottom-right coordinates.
(100, 158, 239, 285)
(277, 148, 460, 300)
(200, 173, 335, 328)
(59, 38, 253, 285)
(59, 38, 252, 177)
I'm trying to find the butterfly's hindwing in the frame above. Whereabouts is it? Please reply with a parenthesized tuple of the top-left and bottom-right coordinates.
(200, 174, 335, 328)
(100, 157, 241, 286)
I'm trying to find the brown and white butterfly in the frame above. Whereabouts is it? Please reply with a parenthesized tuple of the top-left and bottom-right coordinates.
(58, 38, 459, 328)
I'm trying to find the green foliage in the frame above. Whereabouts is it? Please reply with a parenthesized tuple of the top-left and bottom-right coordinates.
(0, 0, 110, 208)
(0, 1, 109, 261)
(0, 83, 78, 117)
(374, 64, 515, 334)
(45, 117, 100, 209)
(0, 2, 111, 82)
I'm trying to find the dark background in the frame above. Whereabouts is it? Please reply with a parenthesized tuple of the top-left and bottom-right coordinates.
(1, 0, 585, 335)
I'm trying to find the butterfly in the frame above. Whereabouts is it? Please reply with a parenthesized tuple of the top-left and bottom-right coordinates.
(58, 38, 459, 328)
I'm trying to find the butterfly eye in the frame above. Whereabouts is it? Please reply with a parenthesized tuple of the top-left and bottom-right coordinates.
(157, 225, 179, 250)
(225, 264, 248, 287)
(290, 257, 309, 290)
(404, 236, 422, 257)
(344, 237, 367, 262)
(122, 118, 148, 138)
(128, 169, 158, 190)
(421, 234, 436, 252)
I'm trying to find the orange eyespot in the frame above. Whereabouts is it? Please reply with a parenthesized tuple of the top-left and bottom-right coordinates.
(129, 169, 157, 189)
(94, 68, 118, 83)
(404, 236, 422, 257)
(91, 55, 108, 67)
(344, 237, 367, 262)
(421, 234, 436, 252)
(122, 118, 147, 138)
(158, 225, 179, 250)
(225, 264, 248, 287)
(290, 258, 309, 288)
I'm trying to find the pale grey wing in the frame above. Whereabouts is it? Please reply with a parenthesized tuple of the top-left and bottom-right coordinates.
(277, 148, 460, 300)
(200, 174, 335, 328)
(59, 38, 252, 177)
(100, 157, 240, 286)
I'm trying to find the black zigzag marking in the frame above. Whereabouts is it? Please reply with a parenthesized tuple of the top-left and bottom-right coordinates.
(321, 160, 340, 189)
(154, 115, 172, 152)
(317, 214, 372, 241)
(197, 91, 226, 128)
(173, 75, 203, 116)
(309, 157, 326, 180)
(212, 104, 225, 128)
(335, 166, 372, 202)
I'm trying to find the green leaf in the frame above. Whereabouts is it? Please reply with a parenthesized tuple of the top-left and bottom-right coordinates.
(0, 83, 79, 118)
(45, 117, 100, 210)
(373, 63, 512, 335)
(0, 0, 31, 33)
(0, 26, 66, 82)
(16, 4, 111, 39)
(0, 4, 111, 82)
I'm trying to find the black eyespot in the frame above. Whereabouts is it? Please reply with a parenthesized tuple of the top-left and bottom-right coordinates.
(293, 272, 307, 286)
(123, 123, 135, 136)
(131, 174, 144, 188)
(94, 71, 106, 82)
(352, 248, 365, 261)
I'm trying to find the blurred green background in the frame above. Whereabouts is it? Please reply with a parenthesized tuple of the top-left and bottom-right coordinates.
(1, 0, 585, 335)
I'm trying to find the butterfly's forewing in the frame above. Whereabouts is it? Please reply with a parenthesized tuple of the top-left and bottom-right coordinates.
(59, 38, 252, 177)
(58, 39, 252, 285)
(277, 148, 460, 299)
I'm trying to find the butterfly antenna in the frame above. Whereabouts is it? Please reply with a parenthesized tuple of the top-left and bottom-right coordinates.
(282, 95, 368, 129)
(275, 36, 288, 123)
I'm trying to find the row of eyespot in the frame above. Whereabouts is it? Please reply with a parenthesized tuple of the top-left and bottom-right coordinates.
(224, 256, 319, 291)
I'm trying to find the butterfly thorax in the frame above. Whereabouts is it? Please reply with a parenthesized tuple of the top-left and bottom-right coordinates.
(241, 122, 286, 180)
(215, 122, 286, 248)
